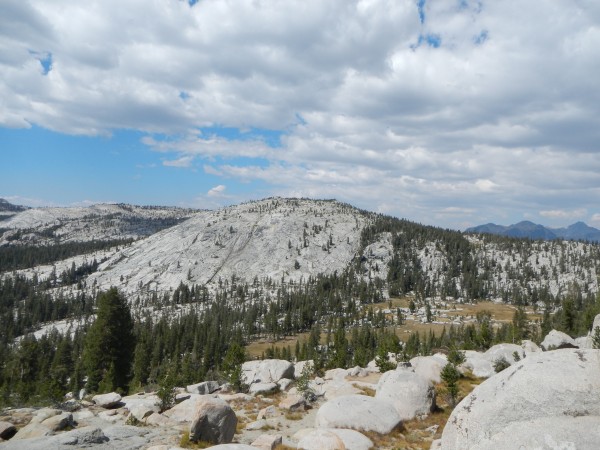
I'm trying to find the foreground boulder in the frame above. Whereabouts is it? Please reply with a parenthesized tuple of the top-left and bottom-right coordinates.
(540, 329, 577, 350)
(375, 369, 436, 420)
(189, 397, 237, 444)
(441, 349, 600, 449)
(242, 359, 294, 385)
(316, 394, 402, 434)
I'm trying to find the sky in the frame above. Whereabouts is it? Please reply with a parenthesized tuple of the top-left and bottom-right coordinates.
(1, 0, 600, 230)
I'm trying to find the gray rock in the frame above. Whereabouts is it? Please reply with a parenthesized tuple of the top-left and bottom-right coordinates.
(540, 329, 577, 350)
(521, 339, 541, 354)
(277, 378, 293, 391)
(0, 421, 17, 440)
(459, 350, 495, 378)
(251, 433, 282, 450)
(575, 335, 594, 349)
(409, 354, 447, 384)
(467, 416, 600, 449)
(298, 429, 346, 450)
(186, 380, 220, 395)
(279, 394, 306, 411)
(40, 412, 73, 431)
(375, 369, 436, 420)
(242, 359, 294, 385)
(164, 394, 204, 422)
(92, 391, 123, 408)
(316, 394, 402, 434)
(145, 412, 177, 427)
(0, 426, 108, 449)
(30, 408, 61, 423)
(10, 422, 52, 440)
(257, 405, 277, 420)
(189, 396, 237, 444)
(209, 445, 260, 449)
(592, 313, 600, 335)
(325, 428, 373, 450)
(483, 343, 524, 364)
(441, 349, 600, 450)
(249, 382, 279, 395)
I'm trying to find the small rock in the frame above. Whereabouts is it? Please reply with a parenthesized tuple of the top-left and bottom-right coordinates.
(277, 378, 294, 391)
(249, 382, 279, 395)
(279, 394, 306, 411)
(92, 392, 122, 408)
(251, 433, 282, 450)
(257, 405, 278, 420)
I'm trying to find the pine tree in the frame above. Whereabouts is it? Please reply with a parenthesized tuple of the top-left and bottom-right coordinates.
(83, 288, 135, 393)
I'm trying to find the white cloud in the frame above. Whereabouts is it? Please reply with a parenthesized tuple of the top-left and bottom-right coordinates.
(2, 0, 600, 227)
(539, 209, 587, 220)
(162, 155, 194, 168)
(207, 185, 227, 198)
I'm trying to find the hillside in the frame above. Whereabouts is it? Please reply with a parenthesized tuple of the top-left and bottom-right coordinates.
(2, 198, 599, 307)
(0, 203, 198, 247)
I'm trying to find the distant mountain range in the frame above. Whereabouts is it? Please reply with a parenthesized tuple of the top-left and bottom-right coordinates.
(466, 220, 600, 243)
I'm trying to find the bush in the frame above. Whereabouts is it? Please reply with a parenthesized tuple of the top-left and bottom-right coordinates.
(493, 357, 511, 373)
(441, 363, 461, 407)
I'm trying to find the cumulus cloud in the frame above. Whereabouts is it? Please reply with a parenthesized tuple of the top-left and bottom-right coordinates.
(2, 0, 600, 228)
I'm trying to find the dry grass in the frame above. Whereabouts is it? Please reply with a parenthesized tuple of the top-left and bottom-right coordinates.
(358, 386, 376, 397)
(284, 411, 304, 420)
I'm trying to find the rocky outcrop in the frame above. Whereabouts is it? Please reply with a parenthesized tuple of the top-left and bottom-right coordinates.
(483, 343, 524, 364)
(315, 395, 402, 434)
(540, 329, 577, 350)
(375, 369, 436, 420)
(459, 350, 495, 378)
(441, 349, 600, 449)
(189, 397, 237, 444)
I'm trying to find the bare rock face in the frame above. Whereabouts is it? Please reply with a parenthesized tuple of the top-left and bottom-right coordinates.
(441, 349, 600, 449)
(242, 359, 295, 385)
(315, 394, 402, 434)
(540, 329, 577, 350)
(375, 369, 436, 420)
(92, 392, 123, 408)
(189, 397, 237, 444)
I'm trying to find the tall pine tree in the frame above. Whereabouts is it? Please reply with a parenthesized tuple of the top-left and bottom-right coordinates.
(83, 288, 135, 393)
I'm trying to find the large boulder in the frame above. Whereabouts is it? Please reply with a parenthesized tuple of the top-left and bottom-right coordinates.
(375, 369, 436, 420)
(121, 393, 161, 420)
(248, 382, 279, 395)
(483, 343, 524, 365)
(294, 360, 314, 379)
(242, 359, 295, 385)
(466, 416, 600, 449)
(459, 350, 495, 378)
(92, 392, 123, 408)
(409, 354, 447, 384)
(164, 395, 204, 422)
(441, 349, 600, 449)
(315, 395, 402, 434)
(40, 412, 73, 431)
(540, 329, 577, 350)
(520, 339, 541, 354)
(189, 396, 237, 444)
